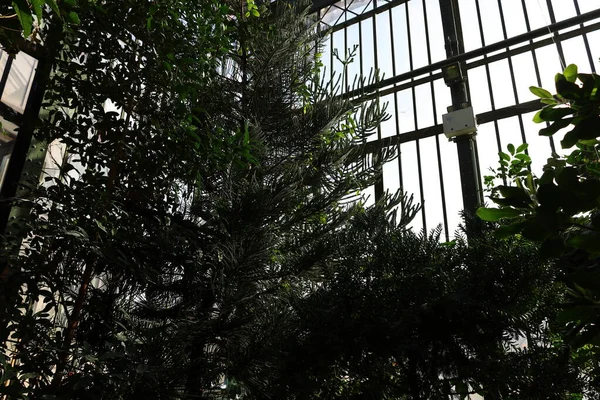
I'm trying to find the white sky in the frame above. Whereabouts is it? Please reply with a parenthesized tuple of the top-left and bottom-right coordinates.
(320, 0, 600, 239)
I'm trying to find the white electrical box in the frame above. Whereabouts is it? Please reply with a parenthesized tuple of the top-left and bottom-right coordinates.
(442, 107, 477, 139)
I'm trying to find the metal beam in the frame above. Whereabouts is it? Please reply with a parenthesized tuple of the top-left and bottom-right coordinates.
(439, 0, 482, 219)
(363, 99, 543, 151)
(342, 19, 600, 105)
(0, 49, 54, 235)
(0, 61, 50, 235)
(320, 0, 410, 34)
(344, 7, 600, 98)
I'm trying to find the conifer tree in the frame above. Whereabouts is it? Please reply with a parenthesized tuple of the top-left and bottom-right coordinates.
(135, 1, 405, 397)
(0, 0, 400, 398)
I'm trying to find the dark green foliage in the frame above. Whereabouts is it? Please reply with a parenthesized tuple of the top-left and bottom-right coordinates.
(1, 0, 237, 397)
(0, 0, 77, 53)
(0, 0, 398, 398)
(0, 2, 591, 399)
(136, 2, 400, 397)
(478, 63, 600, 397)
(236, 209, 582, 399)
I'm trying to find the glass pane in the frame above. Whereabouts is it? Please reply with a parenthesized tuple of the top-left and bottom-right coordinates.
(420, 136, 443, 233)
(511, 52, 539, 104)
(480, 1, 504, 46)
(551, 0, 577, 22)
(578, 0, 599, 14)
(0, 117, 18, 137)
(524, 0, 551, 31)
(400, 140, 423, 233)
(346, 23, 361, 88)
(383, 156, 400, 193)
(408, 0, 428, 70)
(500, 0, 527, 38)
(0, 134, 14, 191)
(392, 4, 410, 75)
(0, 51, 8, 84)
(433, 78, 451, 124)
(562, 36, 592, 71)
(438, 134, 462, 237)
(415, 83, 434, 128)
(467, 66, 492, 113)
(522, 110, 554, 175)
(489, 59, 515, 109)
(477, 121, 502, 188)
(376, 12, 393, 80)
(425, 0, 445, 64)
(459, 0, 483, 52)
(360, 18, 375, 76)
(380, 93, 396, 138)
(332, 29, 346, 92)
(396, 88, 415, 133)
(2, 51, 38, 114)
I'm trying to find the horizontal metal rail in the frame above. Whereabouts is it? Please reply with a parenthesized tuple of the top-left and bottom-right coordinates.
(321, 0, 410, 33)
(371, 19, 600, 99)
(363, 98, 543, 152)
(467, 20, 600, 71)
(311, 0, 347, 13)
(345, 7, 600, 98)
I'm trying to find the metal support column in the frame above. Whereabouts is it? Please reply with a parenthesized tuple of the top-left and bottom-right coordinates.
(439, 0, 483, 218)
(0, 55, 50, 237)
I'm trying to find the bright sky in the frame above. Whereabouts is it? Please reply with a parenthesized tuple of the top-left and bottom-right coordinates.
(319, 0, 600, 239)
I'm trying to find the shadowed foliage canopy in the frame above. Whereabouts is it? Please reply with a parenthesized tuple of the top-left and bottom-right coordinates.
(0, 1, 592, 399)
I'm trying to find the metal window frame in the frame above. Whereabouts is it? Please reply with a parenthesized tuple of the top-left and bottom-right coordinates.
(316, 0, 600, 237)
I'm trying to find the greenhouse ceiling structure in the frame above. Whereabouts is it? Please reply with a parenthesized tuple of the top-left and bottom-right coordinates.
(311, 0, 600, 240)
(0, 0, 599, 241)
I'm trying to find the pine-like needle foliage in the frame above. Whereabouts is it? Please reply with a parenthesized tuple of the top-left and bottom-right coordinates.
(250, 212, 583, 399)
(113, 1, 408, 398)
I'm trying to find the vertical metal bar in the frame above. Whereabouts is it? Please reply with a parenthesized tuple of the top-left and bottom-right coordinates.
(0, 53, 51, 235)
(573, 0, 596, 73)
(423, 0, 449, 240)
(465, 0, 485, 211)
(389, 5, 404, 197)
(358, 19, 364, 84)
(545, 0, 567, 68)
(439, 0, 483, 225)
(329, 23, 334, 83)
(0, 55, 14, 99)
(521, 0, 544, 87)
(521, 0, 556, 154)
(473, 0, 505, 184)
(406, 0, 427, 232)
(344, 0, 349, 92)
(496, 0, 528, 149)
(357, 10, 372, 205)
(372, 0, 378, 79)
(473, 137, 483, 203)
(415, 139, 426, 232)
(372, 0, 384, 202)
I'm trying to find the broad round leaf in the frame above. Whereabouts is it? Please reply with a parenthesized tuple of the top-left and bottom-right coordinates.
(539, 118, 572, 137)
(507, 143, 515, 155)
(476, 207, 523, 221)
(11, 0, 34, 38)
(529, 86, 553, 99)
(516, 143, 529, 153)
(563, 64, 579, 83)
